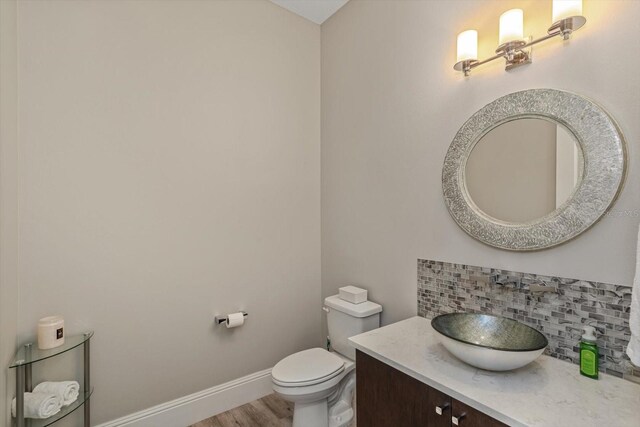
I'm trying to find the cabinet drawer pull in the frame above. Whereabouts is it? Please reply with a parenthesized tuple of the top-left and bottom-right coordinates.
(452, 413, 466, 425)
(435, 402, 450, 415)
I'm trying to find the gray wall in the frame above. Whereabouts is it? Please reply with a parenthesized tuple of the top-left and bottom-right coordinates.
(13, 0, 321, 423)
(1, 0, 19, 424)
(321, 0, 640, 328)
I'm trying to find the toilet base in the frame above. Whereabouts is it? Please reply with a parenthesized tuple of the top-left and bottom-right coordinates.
(328, 371, 355, 427)
(293, 400, 328, 427)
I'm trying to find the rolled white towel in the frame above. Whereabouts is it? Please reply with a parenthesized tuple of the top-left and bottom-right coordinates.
(628, 336, 640, 367)
(11, 392, 61, 419)
(33, 381, 80, 407)
(628, 224, 640, 367)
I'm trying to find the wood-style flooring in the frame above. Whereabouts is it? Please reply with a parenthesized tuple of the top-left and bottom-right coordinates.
(190, 394, 293, 427)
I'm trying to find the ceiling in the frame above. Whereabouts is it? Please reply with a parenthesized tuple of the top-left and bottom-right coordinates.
(269, 0, 349, 25)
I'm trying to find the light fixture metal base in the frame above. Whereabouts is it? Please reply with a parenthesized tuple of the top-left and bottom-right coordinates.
(504, 48, 532, 71)
(548, 16, 587, 40)
(454, 59, 478, 76)
(495, 39, 532, 71)
(495, 40, 527, 56)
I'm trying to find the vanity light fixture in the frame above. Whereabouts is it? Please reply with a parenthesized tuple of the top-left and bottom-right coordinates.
(454, 0, 586, 76)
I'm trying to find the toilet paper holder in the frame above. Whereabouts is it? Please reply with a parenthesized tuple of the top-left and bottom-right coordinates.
(214, 311, 248, 325)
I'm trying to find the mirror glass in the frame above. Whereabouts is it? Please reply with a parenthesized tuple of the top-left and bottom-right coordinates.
(465, 118, 583, 223)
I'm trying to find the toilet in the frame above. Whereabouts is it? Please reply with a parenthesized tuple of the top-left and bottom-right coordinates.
(272, 291, 382, 427)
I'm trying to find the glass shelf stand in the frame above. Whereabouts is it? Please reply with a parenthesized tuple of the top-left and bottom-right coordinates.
(9, 332, 93, 427)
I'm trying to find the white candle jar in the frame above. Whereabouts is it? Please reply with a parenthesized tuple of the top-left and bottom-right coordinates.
(37, 315, 65, 350)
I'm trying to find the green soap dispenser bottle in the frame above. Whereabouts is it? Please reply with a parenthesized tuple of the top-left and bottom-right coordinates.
(579, 326, 599, 379)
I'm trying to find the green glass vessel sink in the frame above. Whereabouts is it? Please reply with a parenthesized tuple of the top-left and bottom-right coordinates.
(431, 313, 548, 371)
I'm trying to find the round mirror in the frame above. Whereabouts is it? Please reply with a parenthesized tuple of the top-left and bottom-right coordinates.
(442, 89, 626, 251)
(464, 118, 583, 223)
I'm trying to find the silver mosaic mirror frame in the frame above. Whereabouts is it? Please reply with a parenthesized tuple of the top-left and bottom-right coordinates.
(442, 89, 626, 251)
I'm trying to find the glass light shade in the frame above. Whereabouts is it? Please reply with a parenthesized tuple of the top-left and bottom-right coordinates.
(499, 9, 524, 45)
(552, 0, 582, 23)
(457, 30, 478, 62)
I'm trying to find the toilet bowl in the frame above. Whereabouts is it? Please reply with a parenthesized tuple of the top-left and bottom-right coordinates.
(272, 348, 355, 427)
(272, 292, 382, 427)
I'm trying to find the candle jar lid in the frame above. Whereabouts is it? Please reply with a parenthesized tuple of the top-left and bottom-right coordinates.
(38, 315, 64, 326)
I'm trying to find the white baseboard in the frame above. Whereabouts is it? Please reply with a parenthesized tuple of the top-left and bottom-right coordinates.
(96, 368, 273, 427)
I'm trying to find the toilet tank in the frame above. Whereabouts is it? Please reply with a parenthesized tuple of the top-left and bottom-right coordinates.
(324, 295, 382, 360)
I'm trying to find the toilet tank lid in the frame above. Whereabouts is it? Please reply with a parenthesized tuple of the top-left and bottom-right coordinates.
(324, 295, 382, 318)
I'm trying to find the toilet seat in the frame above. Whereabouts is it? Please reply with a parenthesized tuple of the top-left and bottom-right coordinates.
(272, 348, 345, 387)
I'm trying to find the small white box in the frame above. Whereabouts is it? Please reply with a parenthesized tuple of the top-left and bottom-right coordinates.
(338, 286, 368, 304)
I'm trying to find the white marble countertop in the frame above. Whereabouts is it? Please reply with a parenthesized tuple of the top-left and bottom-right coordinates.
(349, 316, 640, 427)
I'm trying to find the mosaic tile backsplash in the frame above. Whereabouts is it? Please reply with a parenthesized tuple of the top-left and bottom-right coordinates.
(417, 259, 640, 383)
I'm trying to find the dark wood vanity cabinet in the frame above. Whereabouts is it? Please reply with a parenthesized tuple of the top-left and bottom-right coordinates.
(356, 351, 507, 427)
